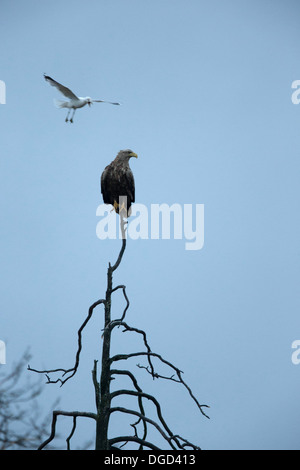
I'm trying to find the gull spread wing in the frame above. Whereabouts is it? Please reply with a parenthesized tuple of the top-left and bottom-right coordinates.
(93, 100, 120, 105)
(44, 74, 79, 100)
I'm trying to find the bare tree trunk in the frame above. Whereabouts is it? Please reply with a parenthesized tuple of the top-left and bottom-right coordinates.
(95, 265, 113, 450)
(95, 221, 127, 450)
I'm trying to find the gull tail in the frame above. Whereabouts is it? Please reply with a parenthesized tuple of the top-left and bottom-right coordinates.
(54, 99, 68, 109)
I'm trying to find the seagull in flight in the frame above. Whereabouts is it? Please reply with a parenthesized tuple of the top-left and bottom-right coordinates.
(44, 74, 120, 123)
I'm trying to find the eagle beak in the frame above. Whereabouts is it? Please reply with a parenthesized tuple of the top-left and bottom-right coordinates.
(130, 152, 138, 158)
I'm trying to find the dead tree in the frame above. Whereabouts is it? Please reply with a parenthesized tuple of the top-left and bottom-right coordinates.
(29, 218, 209, 450)
(0, 350, 57, 450)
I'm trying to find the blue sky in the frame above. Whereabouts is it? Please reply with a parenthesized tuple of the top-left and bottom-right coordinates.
(1, 0, 300, 450)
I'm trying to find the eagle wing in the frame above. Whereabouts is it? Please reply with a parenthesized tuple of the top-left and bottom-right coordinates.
(124, 167, 135, 204)
(100, 165, 110, 204)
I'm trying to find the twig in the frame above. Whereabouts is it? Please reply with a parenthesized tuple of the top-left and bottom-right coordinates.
(136, 364, 180, 382)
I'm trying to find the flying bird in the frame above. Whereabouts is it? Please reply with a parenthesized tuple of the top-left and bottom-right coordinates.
(101, 149, 138, 217)
(44, 74, 120, 123)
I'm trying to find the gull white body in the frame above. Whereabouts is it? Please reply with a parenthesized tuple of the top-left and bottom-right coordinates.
(55, 96, 93, 110)
(44, 74, 120, 123)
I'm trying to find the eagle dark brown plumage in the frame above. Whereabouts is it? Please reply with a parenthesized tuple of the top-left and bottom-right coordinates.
(101, 149, 138, 217)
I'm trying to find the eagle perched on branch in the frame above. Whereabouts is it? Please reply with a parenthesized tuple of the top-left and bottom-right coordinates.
(101, 149, 138, 217)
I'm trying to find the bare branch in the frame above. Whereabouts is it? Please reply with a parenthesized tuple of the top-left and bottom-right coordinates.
(109, 406, 178, 450)
(108, 321, 155, 376)
(66, 416, 77, 450)
(109, 435, 161, 450)
(28, 299, 105, 386)
(110, 285, 130, 321)
(110, 351, 210, 419)
(0, 351, 58, 450)
(110, 217, 127, 273)
(92, 360, 100, 410)
(110, 389, 186, 449)
(38, 410, 97, 450)
(110, 370, 147, 447)
(136, 363, 180, 382)
(109, 404, 200, 450)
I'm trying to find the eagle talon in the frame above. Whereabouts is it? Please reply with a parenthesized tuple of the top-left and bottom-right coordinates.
(113, 201, 119, 212)
(112, 200, 128, 215)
